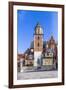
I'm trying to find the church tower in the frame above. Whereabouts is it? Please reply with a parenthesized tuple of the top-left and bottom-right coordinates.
(34, 23, 43, 66)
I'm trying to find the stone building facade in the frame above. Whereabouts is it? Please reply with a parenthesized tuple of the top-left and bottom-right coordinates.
(17, 23, 58, 72)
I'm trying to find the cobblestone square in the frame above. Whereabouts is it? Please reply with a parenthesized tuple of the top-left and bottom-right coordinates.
(17, 70, 58, 80)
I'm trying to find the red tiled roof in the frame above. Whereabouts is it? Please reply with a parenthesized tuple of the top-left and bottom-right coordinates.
(17, 54, 25, 60)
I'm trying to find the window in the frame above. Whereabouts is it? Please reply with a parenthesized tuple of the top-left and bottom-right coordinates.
(38, 43, 39, 47)
(38, 36, 39, 40)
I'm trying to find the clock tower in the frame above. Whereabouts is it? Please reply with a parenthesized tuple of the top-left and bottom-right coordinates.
(34, 23, 43, 66)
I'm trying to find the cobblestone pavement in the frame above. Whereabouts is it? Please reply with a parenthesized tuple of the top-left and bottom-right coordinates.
(17, 70, 58, 80)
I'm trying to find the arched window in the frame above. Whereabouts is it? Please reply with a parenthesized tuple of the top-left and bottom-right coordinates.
(38, 36, 39, 40)
(37, 42, 39, 47)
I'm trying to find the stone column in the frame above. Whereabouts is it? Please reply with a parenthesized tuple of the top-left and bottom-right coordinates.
(20, 59, 24, 72)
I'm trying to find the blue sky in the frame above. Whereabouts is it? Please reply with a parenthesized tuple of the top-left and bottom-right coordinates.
(17, 10, 58, 53)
